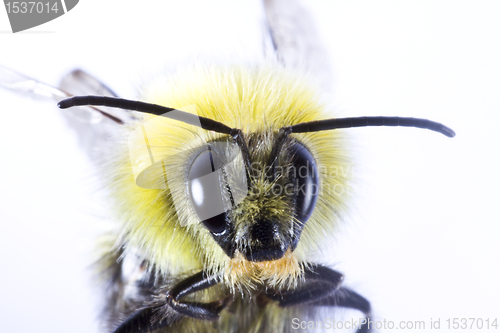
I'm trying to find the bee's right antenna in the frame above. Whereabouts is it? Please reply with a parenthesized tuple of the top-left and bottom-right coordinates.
(283, 116, 455, 137)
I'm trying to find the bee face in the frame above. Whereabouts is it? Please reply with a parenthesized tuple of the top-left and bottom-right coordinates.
(97, 64, 351, 293)
(188, 132, 319, 262)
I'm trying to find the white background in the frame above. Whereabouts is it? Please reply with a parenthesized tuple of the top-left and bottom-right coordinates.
(0, 1, 499, 332)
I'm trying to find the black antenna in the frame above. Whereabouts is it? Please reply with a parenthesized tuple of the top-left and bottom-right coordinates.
(58, 96, 233, 135)
(283, 116, 455, 138)
(58, 95, 254, 181)
(59, 96, 455, 185)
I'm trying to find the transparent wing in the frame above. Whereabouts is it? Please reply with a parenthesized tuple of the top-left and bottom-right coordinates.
(0, 65, 123, 124)
(59, 69, 118, 97)
(0, 64, 70, 99)
(0, 65, 138, 162)
(262, 0, 333, 91)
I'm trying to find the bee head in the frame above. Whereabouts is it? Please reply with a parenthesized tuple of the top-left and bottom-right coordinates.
(187, 131, 318, 263)
(58, 83, 453, 281)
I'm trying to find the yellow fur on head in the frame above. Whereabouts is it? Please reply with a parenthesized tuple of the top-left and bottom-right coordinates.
(103, 63, 352, 292)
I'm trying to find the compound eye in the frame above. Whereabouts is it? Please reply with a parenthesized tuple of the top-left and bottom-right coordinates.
(289, 143, 319, 224)
(188, 148, 227, 234)
(198, 213, 227, 234)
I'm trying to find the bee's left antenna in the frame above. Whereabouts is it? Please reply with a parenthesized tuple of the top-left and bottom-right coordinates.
(58, 96, 234, 135)
(59, 96, 255, 181)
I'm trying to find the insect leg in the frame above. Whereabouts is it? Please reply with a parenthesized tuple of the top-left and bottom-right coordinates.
(265, 265, 344, 307)
(266, 265, 371, 333)
(112, 271, 225, 333)
(166, 271, 227, 320)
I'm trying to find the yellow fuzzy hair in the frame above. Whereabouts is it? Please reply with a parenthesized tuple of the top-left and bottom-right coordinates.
(103, 63, 352, 292)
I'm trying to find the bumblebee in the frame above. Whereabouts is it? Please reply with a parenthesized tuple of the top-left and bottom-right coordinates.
(0, 1, 454, 332)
